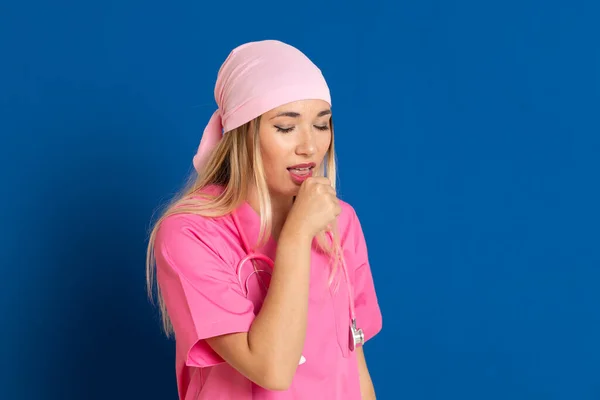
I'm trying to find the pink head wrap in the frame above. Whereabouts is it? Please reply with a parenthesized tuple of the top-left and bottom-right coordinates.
(192, 40, 332, 173)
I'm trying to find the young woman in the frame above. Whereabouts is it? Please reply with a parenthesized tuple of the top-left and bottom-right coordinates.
(146, 39, 383, 399)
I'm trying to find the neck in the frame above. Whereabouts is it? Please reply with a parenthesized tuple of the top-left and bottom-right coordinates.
(246, 184, 294, 241)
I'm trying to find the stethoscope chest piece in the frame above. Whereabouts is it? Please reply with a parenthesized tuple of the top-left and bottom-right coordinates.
(349, 318, 364, 351)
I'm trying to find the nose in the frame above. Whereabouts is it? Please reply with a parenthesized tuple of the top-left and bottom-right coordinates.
(295, 127, 316, 157)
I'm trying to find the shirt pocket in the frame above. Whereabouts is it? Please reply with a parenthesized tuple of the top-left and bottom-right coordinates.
(328, 260, 352, 359)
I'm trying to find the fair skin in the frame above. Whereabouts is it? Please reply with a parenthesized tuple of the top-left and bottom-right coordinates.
(205, 99, 376, 398)
(357, 347, 377, 399)
(249, 98, 334, 238)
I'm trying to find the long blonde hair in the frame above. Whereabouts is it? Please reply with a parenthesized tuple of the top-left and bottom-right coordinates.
(146, 115, 343, 336)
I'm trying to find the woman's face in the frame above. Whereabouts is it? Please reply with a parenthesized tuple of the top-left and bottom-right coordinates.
(254, 99, 332, 197)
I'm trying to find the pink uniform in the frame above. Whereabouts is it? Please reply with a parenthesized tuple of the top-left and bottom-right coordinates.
(154, 185, 383, 399)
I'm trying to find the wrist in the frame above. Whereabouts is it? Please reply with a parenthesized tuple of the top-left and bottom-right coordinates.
(279, 221, 313, 247)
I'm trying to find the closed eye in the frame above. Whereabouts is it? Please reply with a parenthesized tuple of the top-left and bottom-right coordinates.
(275, 126, 294, 133)
(275, 125, 330, 133)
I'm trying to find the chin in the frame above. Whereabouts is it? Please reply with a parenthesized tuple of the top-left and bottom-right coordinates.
(282, 183, 301, 197)
(268, 181, 300, 198)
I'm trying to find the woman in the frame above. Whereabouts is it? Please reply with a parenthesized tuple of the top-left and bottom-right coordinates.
(146, 39, 383, 399)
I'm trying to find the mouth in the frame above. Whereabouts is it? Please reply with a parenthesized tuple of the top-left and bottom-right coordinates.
(287, 163, 316, 184)
(287, 162, 316, 174)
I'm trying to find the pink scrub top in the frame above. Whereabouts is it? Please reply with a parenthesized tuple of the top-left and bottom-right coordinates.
(154, 185, 383, 399)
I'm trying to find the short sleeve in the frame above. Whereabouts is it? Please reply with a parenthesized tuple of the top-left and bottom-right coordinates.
(348, 207, 383, 343)
(154, 214, 256, 368)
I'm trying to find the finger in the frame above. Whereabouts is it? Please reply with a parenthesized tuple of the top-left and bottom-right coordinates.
(334, 203, 342, 216)
(323, 185, 337, 197)
(309, 176, 331, 186)
(326, 192, 339, 203)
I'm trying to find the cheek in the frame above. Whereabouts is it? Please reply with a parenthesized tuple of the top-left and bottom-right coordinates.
(261, 152, 280, 175)
(259, 140, 289, 178)
(317, 131, 332, 154)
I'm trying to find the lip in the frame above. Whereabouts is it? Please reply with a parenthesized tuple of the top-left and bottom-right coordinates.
(287, 162, 316, 169)
(288, 165, 314, 185)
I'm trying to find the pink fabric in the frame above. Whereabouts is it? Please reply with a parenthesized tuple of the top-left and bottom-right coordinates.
(192, 40, 332, 173)
(154, 185, 383, 399)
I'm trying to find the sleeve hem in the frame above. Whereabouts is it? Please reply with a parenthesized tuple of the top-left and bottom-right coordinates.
(361, 310, 383, 344)
(363, 322, 382, 344)
(185, 313, 255, 368)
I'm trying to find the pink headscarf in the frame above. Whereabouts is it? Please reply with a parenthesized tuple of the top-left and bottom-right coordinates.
(192, 40, 332, 173)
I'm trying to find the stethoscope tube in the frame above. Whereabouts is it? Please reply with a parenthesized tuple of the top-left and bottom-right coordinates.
(332, 231, 364, 351)
(231, 210, 364, 350)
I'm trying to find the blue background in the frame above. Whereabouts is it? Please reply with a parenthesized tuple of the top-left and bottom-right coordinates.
(2, 0, 599, 399)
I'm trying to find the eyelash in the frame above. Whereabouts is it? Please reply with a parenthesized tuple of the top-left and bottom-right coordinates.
(275, 125, 330, 133)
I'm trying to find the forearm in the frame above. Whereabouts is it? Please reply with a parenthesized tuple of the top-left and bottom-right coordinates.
(247, 225, 312, 388)
(357, 347, 376, 399)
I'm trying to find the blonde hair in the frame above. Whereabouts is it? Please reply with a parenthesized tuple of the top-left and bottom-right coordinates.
(146, 116, 343, 336)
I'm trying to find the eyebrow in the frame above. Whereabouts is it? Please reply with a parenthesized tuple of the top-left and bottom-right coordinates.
(270, 109, 332, 120)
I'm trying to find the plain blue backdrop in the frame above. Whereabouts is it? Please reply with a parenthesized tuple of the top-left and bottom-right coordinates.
(2, 0, 599, 399)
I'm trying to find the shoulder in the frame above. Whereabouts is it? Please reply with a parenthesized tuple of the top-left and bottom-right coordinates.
(152, 211, 241, 283)
(154, 198, 235, 265)
(337, 199, 362, 239)
(155, 184, 229, 245)
(156, 212, 223, 243)
(338, 198, 357, 221)
(155, 213, 229, 260)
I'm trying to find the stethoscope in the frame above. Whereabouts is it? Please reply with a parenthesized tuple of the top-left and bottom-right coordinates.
(232, 210, 364, 351)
